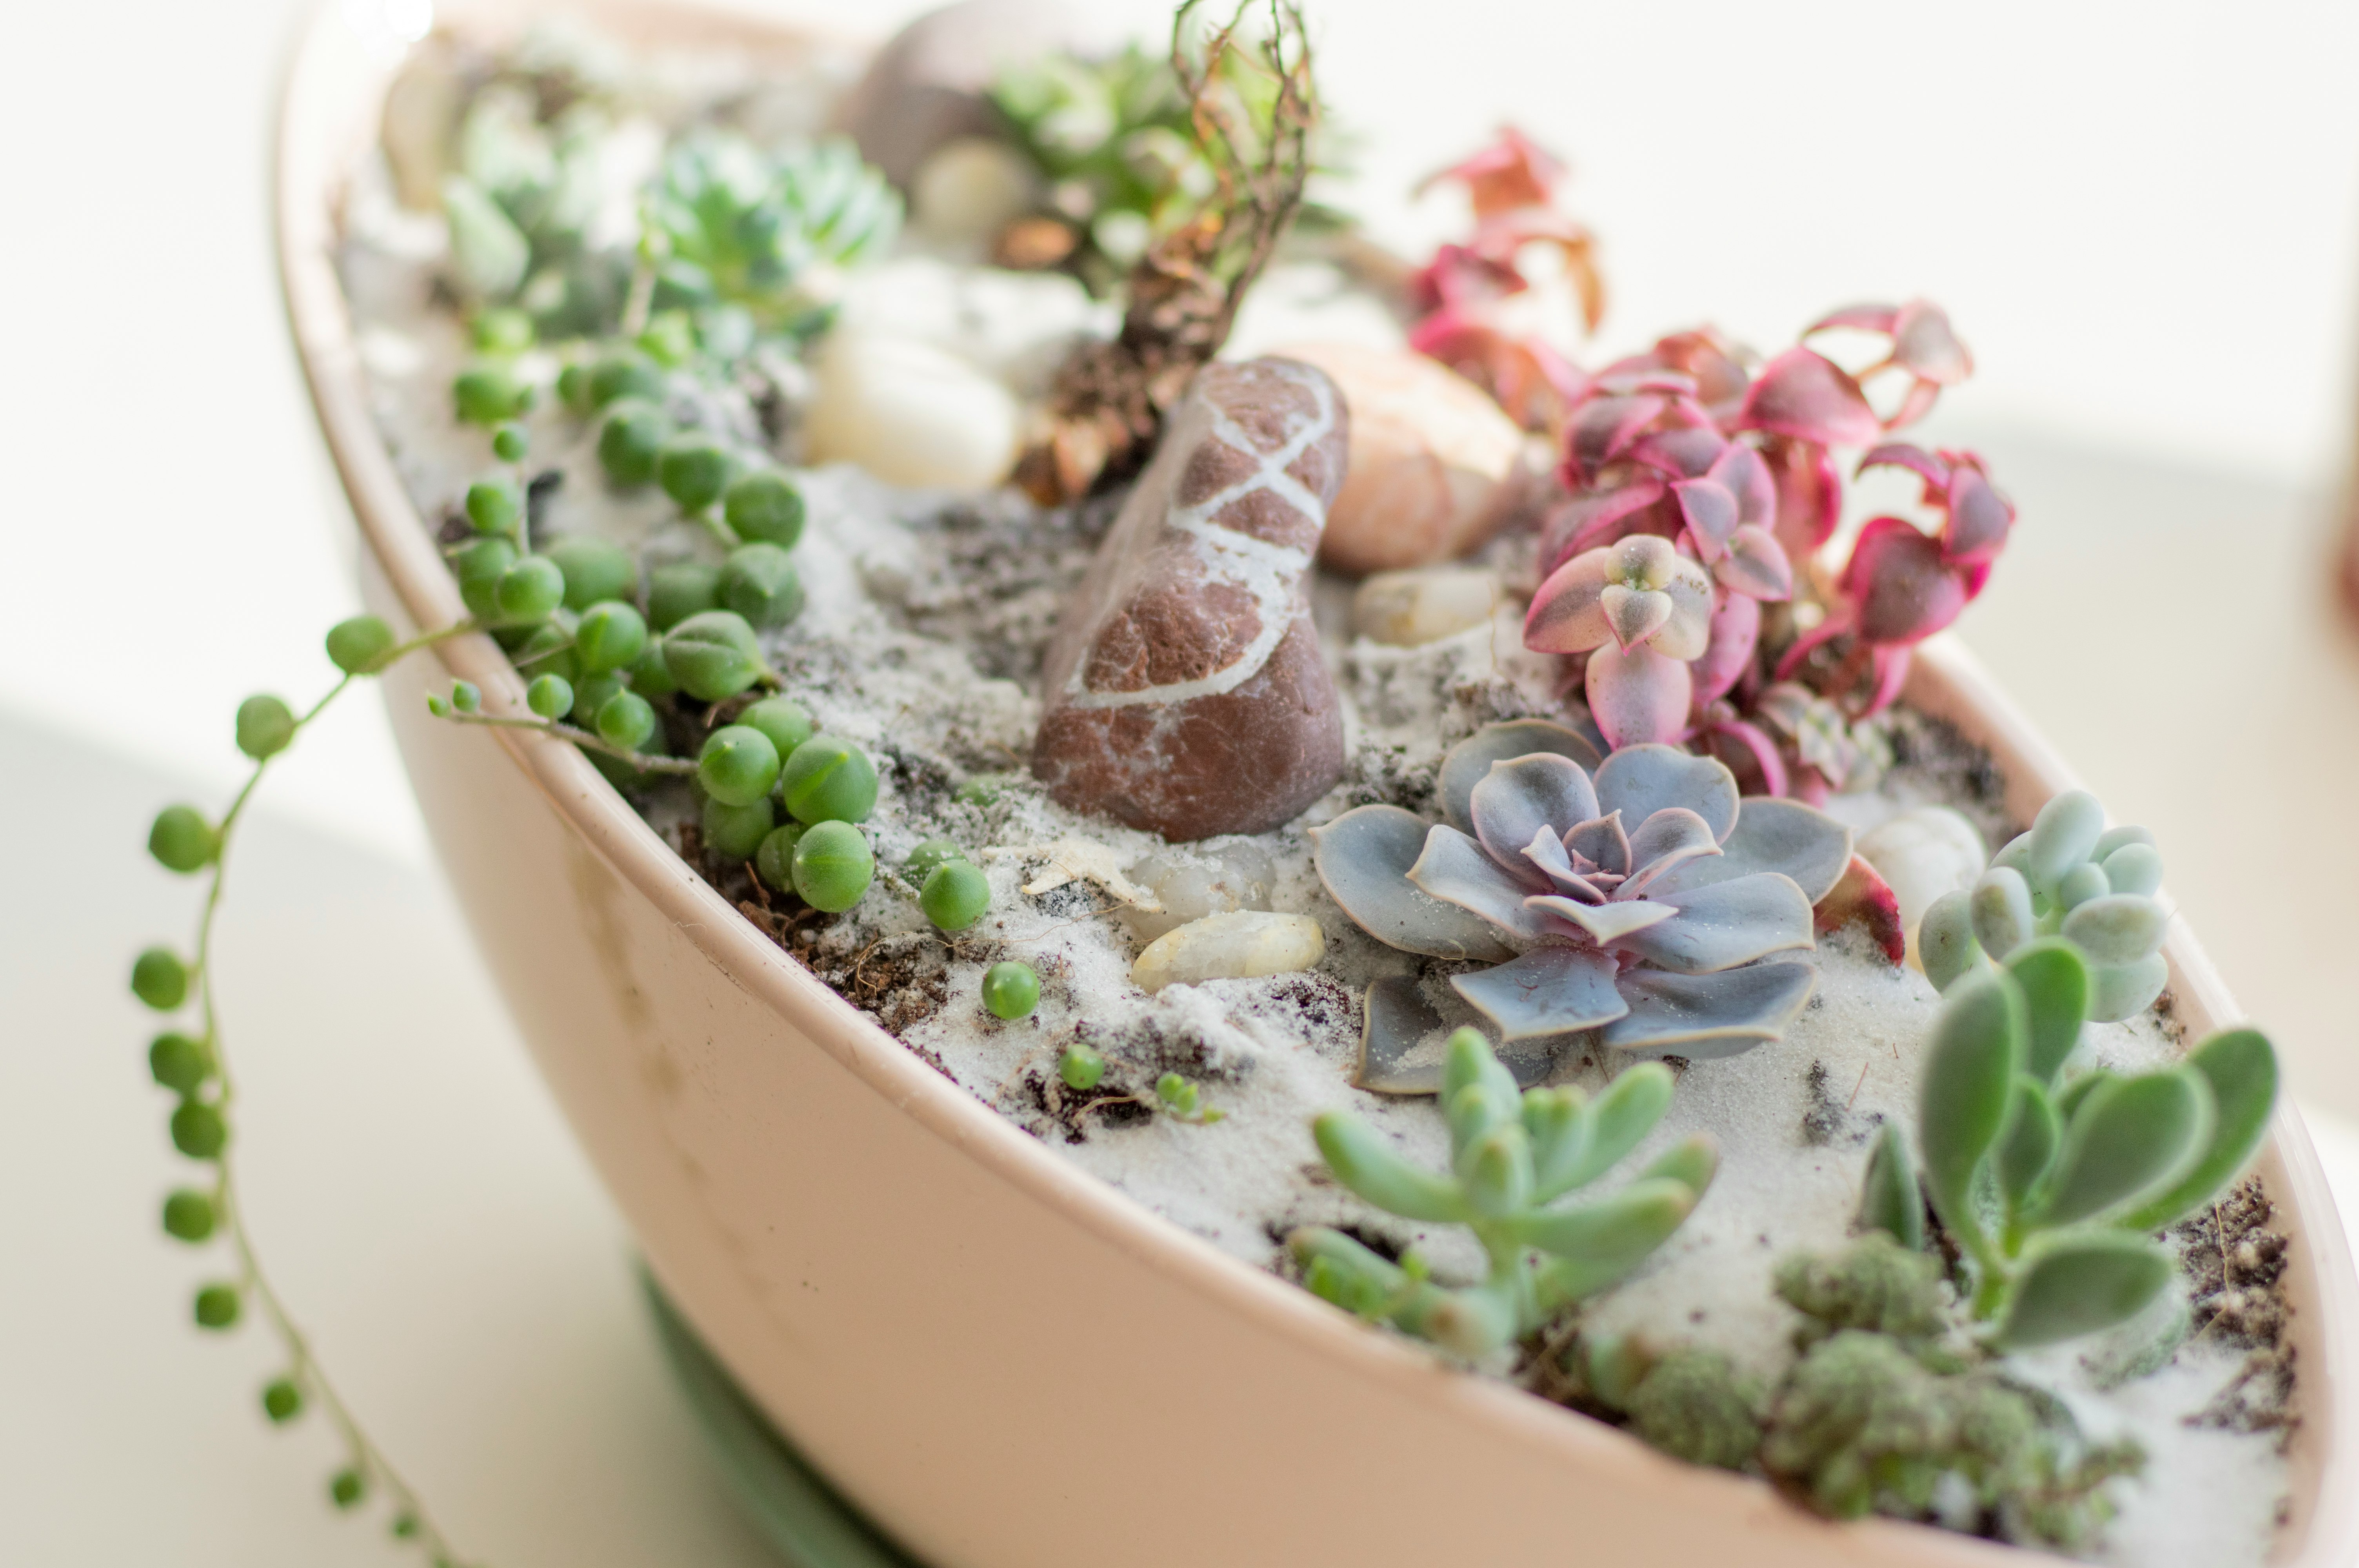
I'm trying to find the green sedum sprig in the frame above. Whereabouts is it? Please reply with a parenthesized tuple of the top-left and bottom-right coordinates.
(1290, 1029, 1713, 1357)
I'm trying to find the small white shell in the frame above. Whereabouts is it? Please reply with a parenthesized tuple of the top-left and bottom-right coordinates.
(1130, 912, 1326, 993)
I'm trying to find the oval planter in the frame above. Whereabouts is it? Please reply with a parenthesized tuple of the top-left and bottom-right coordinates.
(277, 3, 2359, 1563)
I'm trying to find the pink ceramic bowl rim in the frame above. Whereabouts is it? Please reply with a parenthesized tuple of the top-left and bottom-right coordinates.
(275, 4, 2359, 1562)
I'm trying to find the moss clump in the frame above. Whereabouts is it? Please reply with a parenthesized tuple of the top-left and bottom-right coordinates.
(1624, 1348, 1761, 1472)
(1776, 1231, 1948, 1348)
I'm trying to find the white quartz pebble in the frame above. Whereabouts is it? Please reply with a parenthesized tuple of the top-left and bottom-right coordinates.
(1350, 566, 1503, 647)
(801, 329, 1021, 491)
(910, 138, 1040, 253)
(1130, 911, 1326, 993)
(1119, 846, 1278, 944)
(1857, 806, 1989, 970)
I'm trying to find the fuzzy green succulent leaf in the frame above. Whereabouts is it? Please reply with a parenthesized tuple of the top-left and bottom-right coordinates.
(1776, 1234, 1948, 1343)
(1529, 1179, 1699, 1302)
(2030, 1068, 2212, 1229)
(443, 174, 531, 301)
(1444, 1027, 1527, 1153)
(1311, 1112, 1469, 1223)
(2086, 953, 2170, 1024)
(1521, 1086, 1590, 1196)
(2060, 894, 2167, 967)
(1918, 969, 2026, 1259)
(1421, 1278, 1522, 1357)
(1626, 1348, 1763, 1472)
(2024, 790, 2106, 895)
(2005, 938, 2089, 1086)
(2117, 1029, 2278, 1232)
(1858, 1122, 1925, 1250)
(1541, 1059, 1674, 1196)
(1970, 867, 2035, 959)
(1991, 1234, 2174, 1349)
(1459, 1123, 1536, 1216)
(1918, 889, 1986, 993)
(2101, 840, 2164, 898)
(2055, 1067, 2115, 1123)
(1996, 1075, 2061, 1211)
(1578, 1331, 1655, 1408)
(1290, 1226, 1412, 1318)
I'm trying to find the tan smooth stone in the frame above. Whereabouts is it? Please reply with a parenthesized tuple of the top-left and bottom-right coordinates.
(1130, 911, 1327, 993)
(1351, 566, 1505, 646)
(802, 329, 1021, 491)
(1276, 341, 1529, 576)
(1856, 805, 1988, 971)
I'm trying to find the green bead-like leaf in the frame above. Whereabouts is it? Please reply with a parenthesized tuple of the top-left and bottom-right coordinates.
(1991, 1234, 2174, 1349)
(2031, 1068, 2212, 1228)
(1857, 1123, 1925, 1250)
(1918, 889, 1983, 993)
(1969, 867, 2034, 960)
(1530, 1178, 1700, 1303)
(2117, 1029, 2279, 1232)
(1542, 1060, 1674, 1197)
(1312, 1112, 1468, 1224)
(1996, 1075, 2061, 1211)
(1917, 969, 2025, 1260)
(2005, 938, 2089, 1086)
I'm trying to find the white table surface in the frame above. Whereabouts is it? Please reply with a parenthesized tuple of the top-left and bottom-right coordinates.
(9, 0, 2359, 1563)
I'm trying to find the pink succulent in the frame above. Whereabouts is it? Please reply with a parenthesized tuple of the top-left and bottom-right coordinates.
(1526, 535, 1714, 750)
(1805, 299, 1974, 432)
(1774, 443, 2016, 715)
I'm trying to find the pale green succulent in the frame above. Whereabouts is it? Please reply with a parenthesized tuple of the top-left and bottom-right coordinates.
(1919, 789, 2168, 1022)
(1289, 1029, 1713, 1357)
(1864, 939, 2278, 1348)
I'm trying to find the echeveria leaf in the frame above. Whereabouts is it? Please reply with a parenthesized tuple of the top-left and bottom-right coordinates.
(1621, 808, 1724, 892)
(1969, 867, 2034, 959)
(1354, 975, 1447, 1094)
(1917, 969, 2025, 1262)
(1637, 1133, 1719, 1196)
(1918, 889, 1984, 993)
(2004, 938, 2089, 1087)
(1540, 1061, 1674, 1197)
(1527, 1178, 1699, 1302)
(2023, 789, 2106, 895)
(1996, 1075, 2061, 1212)
(1439, 721, 1602, 834)
(1526, 895, 1676, 944)
(1312, 806, 1516, 962)
(1652, 796, 1854, 905)
(1609, 873, 1814, 975)
(2087, 953, 2169, 1023)
(1311, 1111, 1469, 1223)
(1594, 744, 1740, 843)
(1451, 945, 1627, 1041)
(1470, 754, 1601, 869)
(2118, 1029, 2279, 1232)
(1409, 826, 1557, 945)
(1601, 960, 1817, 1059)
(1992, 1234, 2174, 1349)
(1565, 813, 1632, 878)
(2101, 841, 2165, 899)
(2060, 894, 2167, 967)
(1859, 1122, 1925, 1249)
(2032, 1067, 2212, 1228)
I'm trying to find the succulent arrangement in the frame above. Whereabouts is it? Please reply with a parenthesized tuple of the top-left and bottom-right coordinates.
(1292, 1029, 1714, 1356)
(1314, 720, 1854, 1080)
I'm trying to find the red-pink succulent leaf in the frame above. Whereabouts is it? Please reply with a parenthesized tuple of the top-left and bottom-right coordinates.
(1738, 349, 1883, 447)
(1841, 517, 1968, 645)
(1540, 479, 1672, 572)
(1890, 299, 1972, 386)
(1715, 525, 1795, 602)
(1883, 377, 1943, 434)
(1601, 583, 1676, 650)
(1688, 593, 1761, 704)
(1814, 854, 1906, 964)
(1772, 610, 1850, 682)
(1566, 394, 1669, 481)
(1672, 477, 1740, 561)
(1940, 466, 2013, 565)
(1807, 303, 1901, 337)
(1708, 717, 1790, 799)
(1856, 441, 1951, 497)
(1417, 125, 1566, 218)
(1630, 426, 1728, 481)
(1651, 329, 1754, 412)
(1525, 549, 1615, 653)
(1587, 641, 1694, 751)
(1594, 369, 1698, 399)
(1864, 646, 1913, 716)
(1707, 443, 1776, 530)
(1763, 437, 1843, 555)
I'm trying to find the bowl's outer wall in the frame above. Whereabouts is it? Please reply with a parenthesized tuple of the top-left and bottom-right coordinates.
(285, 5, 2358, 1564)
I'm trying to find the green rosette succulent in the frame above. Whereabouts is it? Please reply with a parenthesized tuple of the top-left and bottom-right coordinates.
(1289, 1029, 1714, 1358)
(1919, 788, 2167, 1022)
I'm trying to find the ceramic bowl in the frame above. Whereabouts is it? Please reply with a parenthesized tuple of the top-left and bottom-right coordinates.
(278, 3, 2359, 1563)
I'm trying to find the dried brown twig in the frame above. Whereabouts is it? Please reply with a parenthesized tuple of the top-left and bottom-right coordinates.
(1014, 0, 1318, 504)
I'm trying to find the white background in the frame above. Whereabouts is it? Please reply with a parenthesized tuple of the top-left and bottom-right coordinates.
(7, 2, 2359, 1564)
